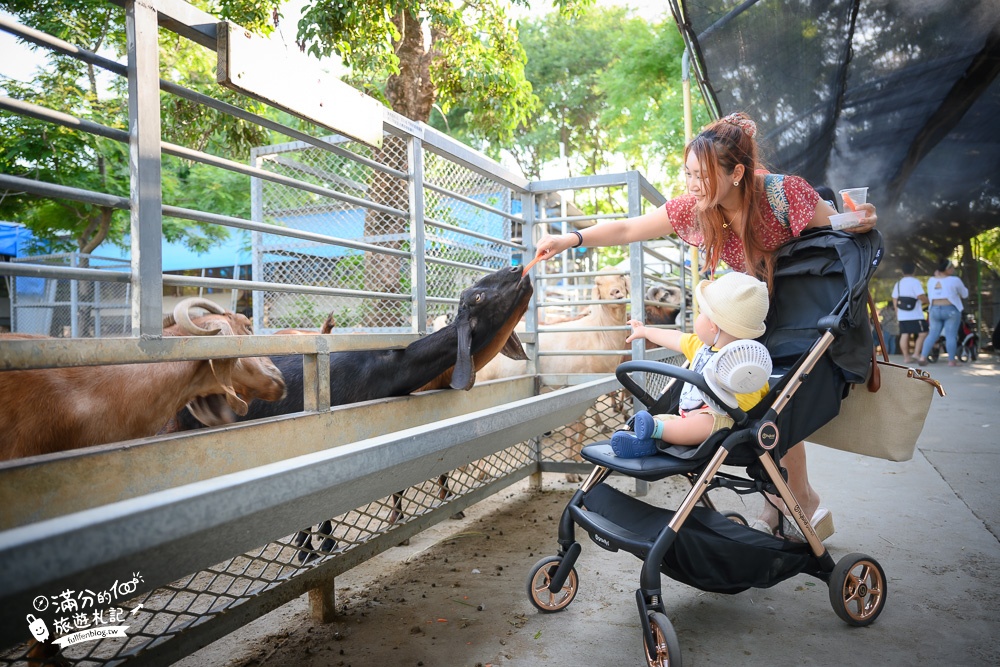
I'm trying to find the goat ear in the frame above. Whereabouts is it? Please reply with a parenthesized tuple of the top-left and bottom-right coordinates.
(209, 358, 249, 415)
(450, 315, 476, 390)
(185, 394, 239, 426)
(500, 331, 528, 360)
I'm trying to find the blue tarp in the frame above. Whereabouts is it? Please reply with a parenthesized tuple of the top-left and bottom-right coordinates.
(0, 221, 34, 257)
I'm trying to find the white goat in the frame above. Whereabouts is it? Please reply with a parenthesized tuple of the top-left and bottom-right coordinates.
(0, 298, 286, 461)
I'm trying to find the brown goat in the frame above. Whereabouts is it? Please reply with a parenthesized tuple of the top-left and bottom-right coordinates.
(0, 298, 286, 461)
(272, 313, 337, 335)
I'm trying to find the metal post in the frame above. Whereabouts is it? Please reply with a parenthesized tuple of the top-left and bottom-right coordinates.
(626, 171, 649, 498)
(126, 0, 163, 337)
(70, 254, 79, 337)
(409, 135, 427, 333)
(250, 150, 265, 331)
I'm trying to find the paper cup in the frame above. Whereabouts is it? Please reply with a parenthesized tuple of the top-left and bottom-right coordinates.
(829, 210, 865, 230)
(839, 187, 869, 210)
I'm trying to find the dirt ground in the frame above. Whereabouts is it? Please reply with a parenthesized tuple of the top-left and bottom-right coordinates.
(177, 473, 704, 667)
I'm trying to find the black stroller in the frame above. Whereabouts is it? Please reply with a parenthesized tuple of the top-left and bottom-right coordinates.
(525, 229, 886, 666)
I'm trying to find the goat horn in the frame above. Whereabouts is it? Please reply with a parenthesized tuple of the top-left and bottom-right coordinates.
(173, 298, 226, 336)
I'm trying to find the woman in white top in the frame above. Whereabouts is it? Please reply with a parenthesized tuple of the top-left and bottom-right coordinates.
(918, 259, 970, 366)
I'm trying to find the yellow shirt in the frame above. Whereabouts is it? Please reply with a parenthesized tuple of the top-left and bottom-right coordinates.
(679, 333, 769, 412)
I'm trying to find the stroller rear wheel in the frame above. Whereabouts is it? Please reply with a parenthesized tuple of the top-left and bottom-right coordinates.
(643, 611, 682, 667)
(526, 556, 578, 613)
(828, 553, 887, 626)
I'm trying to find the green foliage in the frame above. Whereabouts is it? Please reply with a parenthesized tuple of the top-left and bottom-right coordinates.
(0, 0, 276, 254)
(510, 5, 709, 194)
(297, 0, 591, 144)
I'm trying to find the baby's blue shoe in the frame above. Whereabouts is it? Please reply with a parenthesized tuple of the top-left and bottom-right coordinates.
(632, 411, 657, 440)
(610, 430, 658, 458)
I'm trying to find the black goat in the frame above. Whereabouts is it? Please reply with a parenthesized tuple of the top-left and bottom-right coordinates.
(176, 266, 533, 559)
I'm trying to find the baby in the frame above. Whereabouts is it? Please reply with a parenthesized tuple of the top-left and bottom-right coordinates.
(611, 271, 771, 459)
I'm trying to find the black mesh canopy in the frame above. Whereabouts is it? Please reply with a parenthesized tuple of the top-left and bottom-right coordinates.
(669, 0, 1000, 269)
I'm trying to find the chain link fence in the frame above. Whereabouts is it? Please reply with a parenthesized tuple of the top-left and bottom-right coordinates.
(253, 134, 515, 333)
(6, 254, 131, 338)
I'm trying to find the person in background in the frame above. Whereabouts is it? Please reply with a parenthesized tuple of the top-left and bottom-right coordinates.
(531, 112, 877, 540)
(878, 300, 899, 355)
(918, 259, 970, 367)
(892, 261, 929, 364)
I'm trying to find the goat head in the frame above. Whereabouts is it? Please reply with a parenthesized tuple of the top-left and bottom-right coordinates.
(451, 266, 532, 390)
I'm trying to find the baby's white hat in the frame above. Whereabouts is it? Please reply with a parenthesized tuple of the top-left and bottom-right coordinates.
(695, 272, 769, 339)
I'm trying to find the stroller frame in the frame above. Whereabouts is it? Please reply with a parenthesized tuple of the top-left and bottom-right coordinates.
(525, 230, 887, 666)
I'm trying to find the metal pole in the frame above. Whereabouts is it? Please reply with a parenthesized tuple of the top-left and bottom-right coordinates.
(126, 0, 164, 336)
(682, 48, 700, 319)
(409, 135, 427, 333)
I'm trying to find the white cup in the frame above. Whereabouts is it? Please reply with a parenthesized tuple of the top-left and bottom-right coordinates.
(839, 187, 869, 211)
(829, 210, 865, 230)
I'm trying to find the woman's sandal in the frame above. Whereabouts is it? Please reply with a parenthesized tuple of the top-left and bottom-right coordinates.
(751, 508, 835, 542)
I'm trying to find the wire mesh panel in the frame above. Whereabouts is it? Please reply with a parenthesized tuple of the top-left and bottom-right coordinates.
(422, 150, 516, 326)
(8, 254, 130, 337)
(254, 133, 413, 331)
(0, 443, 536, 667)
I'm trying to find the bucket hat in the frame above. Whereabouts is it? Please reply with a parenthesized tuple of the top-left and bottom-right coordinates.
(695, 272, 768, 339)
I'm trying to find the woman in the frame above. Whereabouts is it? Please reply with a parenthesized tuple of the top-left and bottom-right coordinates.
(918, 259, 969, 367)
(531, 112, 878, 540)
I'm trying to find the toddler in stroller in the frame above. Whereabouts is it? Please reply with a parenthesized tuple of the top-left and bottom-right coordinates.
(525, 229, 887, 666)
(610, 271, 772, 461)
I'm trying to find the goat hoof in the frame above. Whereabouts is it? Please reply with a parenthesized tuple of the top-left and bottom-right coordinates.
(297, 550, 320, 564)
(318, 537, 340, 554)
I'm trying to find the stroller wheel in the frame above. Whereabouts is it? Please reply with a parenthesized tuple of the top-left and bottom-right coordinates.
(643, 611, 682, 667)
(526, 556, 578, 613)
(828, 553, 887, 627)
(722, 511, 749, 527)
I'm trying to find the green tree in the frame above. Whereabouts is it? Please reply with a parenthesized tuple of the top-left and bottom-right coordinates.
(0, 0, 275, 254)
(512, 7, 708, 189)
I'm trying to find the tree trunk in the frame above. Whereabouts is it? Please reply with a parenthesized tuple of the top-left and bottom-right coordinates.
(361, 8, 436, 329)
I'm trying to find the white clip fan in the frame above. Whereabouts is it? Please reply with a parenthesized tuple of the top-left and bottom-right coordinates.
(700, 340, 773, 413)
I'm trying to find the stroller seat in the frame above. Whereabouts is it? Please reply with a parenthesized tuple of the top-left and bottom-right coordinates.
(525, 229, 888, 667)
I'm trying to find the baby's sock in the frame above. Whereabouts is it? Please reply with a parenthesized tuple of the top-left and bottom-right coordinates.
(633, 411, 664, 441)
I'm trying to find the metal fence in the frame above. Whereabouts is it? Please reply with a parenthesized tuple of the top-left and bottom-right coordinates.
(0, 2, 690, 665)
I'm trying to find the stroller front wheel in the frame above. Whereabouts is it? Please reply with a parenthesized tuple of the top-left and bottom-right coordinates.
(643, 611, 682, 667)
(828, 553, 887, 626)
(526, 556, 578, 613)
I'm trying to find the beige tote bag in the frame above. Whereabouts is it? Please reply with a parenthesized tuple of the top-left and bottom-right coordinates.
(809, 291, 945, 461)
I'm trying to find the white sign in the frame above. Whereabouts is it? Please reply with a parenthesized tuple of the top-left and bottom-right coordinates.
(217, 22, 384, 148)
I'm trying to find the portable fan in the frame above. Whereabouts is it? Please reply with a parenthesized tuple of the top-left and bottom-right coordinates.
(700, 339, 773, 412)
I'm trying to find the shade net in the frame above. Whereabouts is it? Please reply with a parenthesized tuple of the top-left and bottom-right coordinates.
(669, 0, 1000, 268)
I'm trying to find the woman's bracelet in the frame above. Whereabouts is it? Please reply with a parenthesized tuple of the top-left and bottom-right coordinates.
(570, 230, 584, 248)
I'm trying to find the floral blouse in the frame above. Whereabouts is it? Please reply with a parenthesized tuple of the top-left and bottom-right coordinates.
(663, 174, 820, 272)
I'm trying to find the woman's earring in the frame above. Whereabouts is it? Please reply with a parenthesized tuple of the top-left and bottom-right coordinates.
(733, 180, 740, 187)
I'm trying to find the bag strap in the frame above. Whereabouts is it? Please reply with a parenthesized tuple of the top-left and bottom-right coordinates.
(866, 290, 888, 392)
(865, 289, 947, 398)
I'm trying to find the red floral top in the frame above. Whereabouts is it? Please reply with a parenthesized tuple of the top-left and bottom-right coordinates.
(663, 174, 820, 272)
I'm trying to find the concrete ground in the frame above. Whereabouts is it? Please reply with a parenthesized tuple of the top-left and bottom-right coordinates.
(180, 353, 1000, 667)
